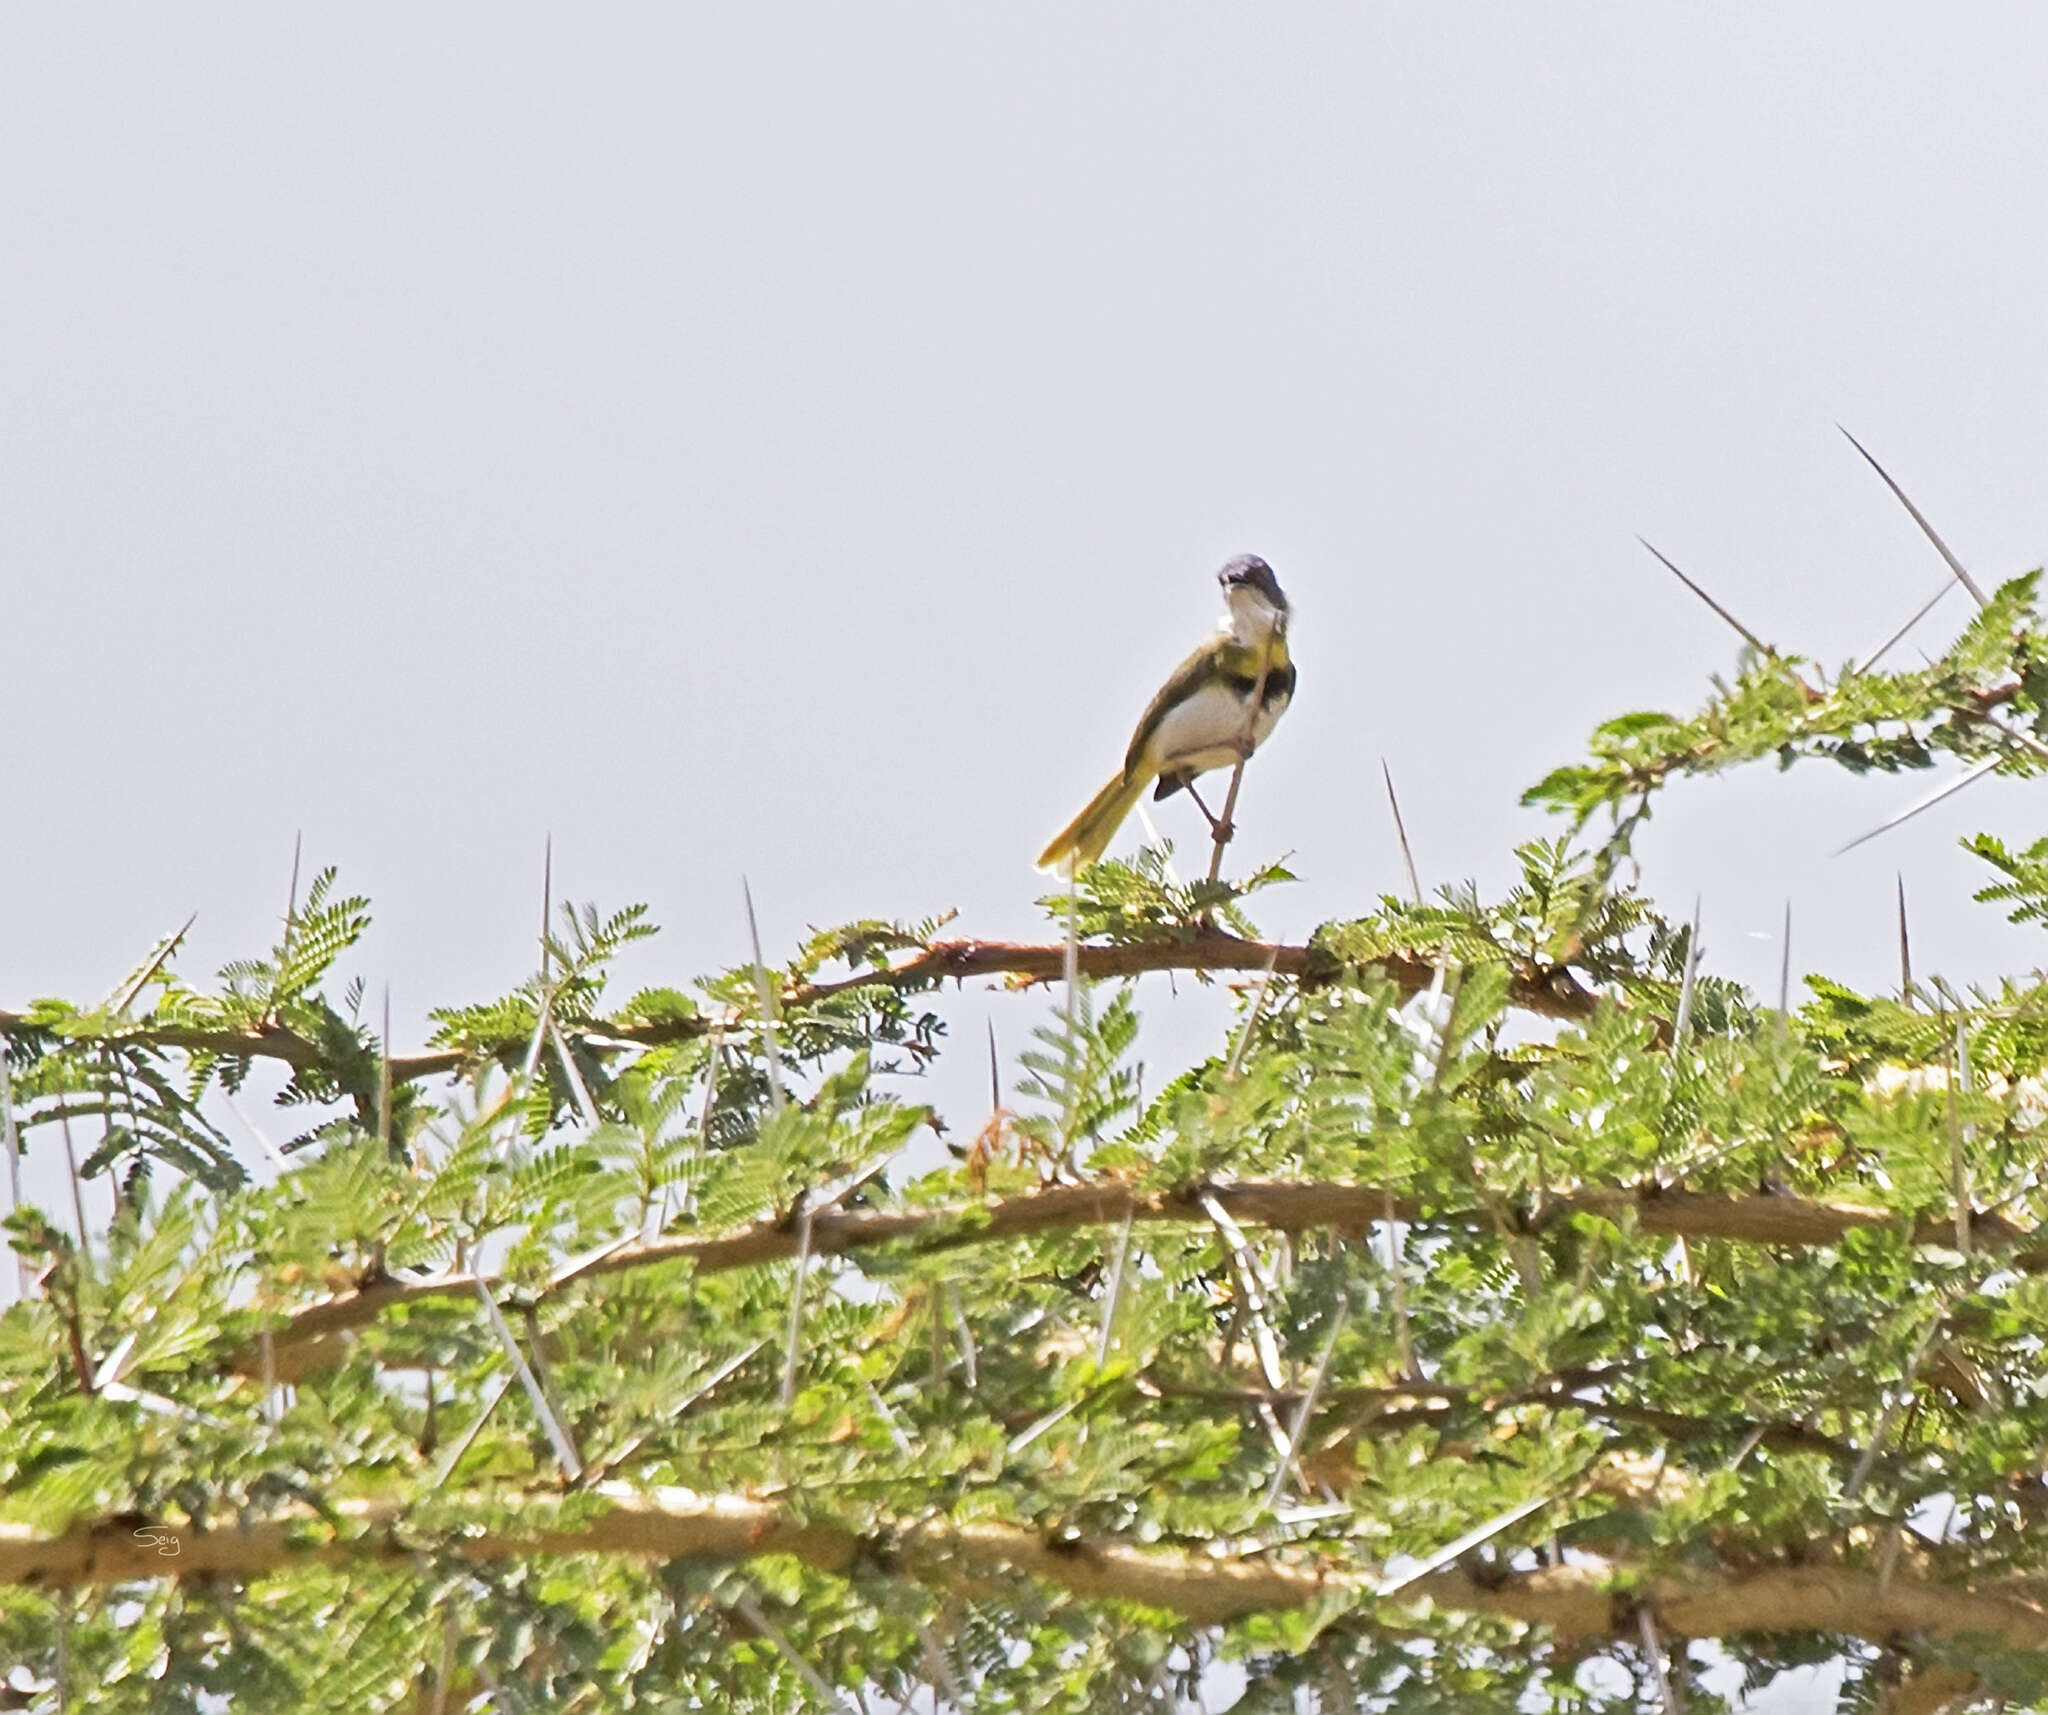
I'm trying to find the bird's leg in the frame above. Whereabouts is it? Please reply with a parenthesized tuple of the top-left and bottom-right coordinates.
(1183, 778, 1235, 847)
(1203, 663, 1273, 891)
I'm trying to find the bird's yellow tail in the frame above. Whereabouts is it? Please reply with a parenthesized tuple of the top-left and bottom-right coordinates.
(1037, 770, 1150, 873)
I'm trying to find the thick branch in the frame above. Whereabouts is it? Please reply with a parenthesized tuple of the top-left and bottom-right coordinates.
(247, 1177, 2037, 1378)
(5, 1485, 2046, 1654)
(1, 932, 1599, 1090)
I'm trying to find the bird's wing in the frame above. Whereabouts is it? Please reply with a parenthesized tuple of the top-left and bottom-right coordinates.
(1122, 637, 1229, 777)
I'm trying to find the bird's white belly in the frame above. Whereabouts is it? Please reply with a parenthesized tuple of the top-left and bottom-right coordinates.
(1150, 680, 1288, 776)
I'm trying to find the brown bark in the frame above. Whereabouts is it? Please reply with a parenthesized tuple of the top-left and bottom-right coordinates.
(6, 1485, 2046, 1655)
(245, 1176, 2038, 1379)
(1, 931, 1599, 1090)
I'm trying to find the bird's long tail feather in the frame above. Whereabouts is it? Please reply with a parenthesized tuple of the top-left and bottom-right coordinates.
(1036, 770, 1150, 873)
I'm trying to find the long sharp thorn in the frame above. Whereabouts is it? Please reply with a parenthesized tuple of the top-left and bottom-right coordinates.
(741, 877, 787, 1117)
(1263, 1299, 1348, 1514)
(1835, 755, 2002, 855)
(780, 1200, 813, 1407)
(1672, 898, 1702, 1045)
(1373, 1490, 1557, 1597)
(1381, 759, 1423, 904)
(1897, 875, 1914, 1005)
(1199, 1193, 1287, 1402)
(1638, 537, 1769, 654)
(1952, 1016, 1974, 1257)
(1223, 947, 1281, 1081)
(1777, 901, 1793, 1026)
(474, 1276, 580, 1479)
(729, 1595, 850, 1714)
(1858, 578, 1957, 674)
(947, 1282, 978, 1390)
(539, 834, 553, 978)
(1060, 869, 1081, 1161)
(1096, 1208, 1135, 1366)
(0, 1047, 24, 1297)
(110, 912, 198, 1018)
(550, 1017, 601, 1132)
(986, 1019, 1001, 1114)
(59, 1109, 90, 1260)
(1981, 709, 2048, 767)
(1839, 426, 1988, 606)
(379, 987, 393, 1155)
(1639, 1607, 1683, 1715)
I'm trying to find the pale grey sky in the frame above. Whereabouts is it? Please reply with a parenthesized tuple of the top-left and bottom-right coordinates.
(6, 5, 2048, 1088)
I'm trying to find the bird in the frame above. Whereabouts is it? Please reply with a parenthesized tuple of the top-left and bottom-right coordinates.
(1037, 554, 1295, 872)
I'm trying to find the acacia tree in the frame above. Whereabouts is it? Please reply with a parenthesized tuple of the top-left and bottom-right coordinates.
(5, 572, 2048, 1714)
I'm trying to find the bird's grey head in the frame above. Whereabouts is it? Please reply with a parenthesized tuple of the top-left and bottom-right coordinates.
(1218, 554, 1287, 611)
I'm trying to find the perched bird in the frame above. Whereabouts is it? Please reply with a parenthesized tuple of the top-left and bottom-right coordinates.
(1037, 554, 1295, 872)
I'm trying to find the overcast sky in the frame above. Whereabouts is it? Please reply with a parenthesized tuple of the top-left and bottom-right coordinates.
(7, 5, 2048, 1111)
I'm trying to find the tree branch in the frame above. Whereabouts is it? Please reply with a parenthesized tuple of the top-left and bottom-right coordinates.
(6, 1485, 2047, 1654)
(1, 932, 1600, 1091)
(244, 1177, 2038, 1378)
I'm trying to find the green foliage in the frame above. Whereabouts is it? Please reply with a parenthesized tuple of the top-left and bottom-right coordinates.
(9, 575, 2048, 1710)
(1039, 841, 1295, 942)
(1523, 571, 2048, 867)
